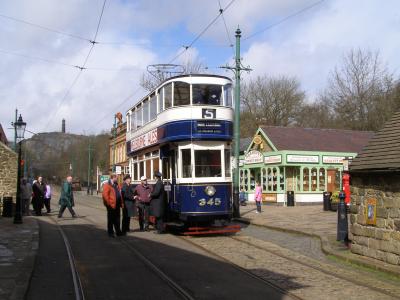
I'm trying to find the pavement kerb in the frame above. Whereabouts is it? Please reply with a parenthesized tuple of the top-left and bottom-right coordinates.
(234, 217, 400, 279)
(9, 217, 40, 300)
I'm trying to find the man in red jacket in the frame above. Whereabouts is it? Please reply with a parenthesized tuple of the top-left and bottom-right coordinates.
(102, 174, 124, 237)
(134, 176, 152, 231)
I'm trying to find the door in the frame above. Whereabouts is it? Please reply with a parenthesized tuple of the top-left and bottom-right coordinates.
(327, 169, 337, 193)
(285, 167, 295, 192)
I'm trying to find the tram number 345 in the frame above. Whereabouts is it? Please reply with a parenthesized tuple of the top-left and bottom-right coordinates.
(198, 198, 222, 206)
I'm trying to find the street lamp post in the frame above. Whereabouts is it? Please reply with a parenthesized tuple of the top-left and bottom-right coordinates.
(13, 114, 26, 224)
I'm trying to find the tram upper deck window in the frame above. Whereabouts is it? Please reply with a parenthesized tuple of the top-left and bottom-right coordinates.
(150, 93, 157, 121)
(174, 82, 190, 106)
(195, 150, 221, 177)
(164, 83, 172, 109)
(193, 84, 222, 106)
(181, 149, 192, 178)
(136, 104, 142, 128)
(143, 100, 149, 124)
(158, 88, 164, 113)
(130, 110, 136, 131)
(224, 84, 233, 107)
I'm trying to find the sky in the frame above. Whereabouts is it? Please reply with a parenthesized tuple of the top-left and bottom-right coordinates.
(1, 0, 400, 140)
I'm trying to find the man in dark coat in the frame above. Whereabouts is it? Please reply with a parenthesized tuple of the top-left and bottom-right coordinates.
(58, 175, 77, 218)
(150, 171, 166, 234)
(32, 176, 45, 216)
(121, 174, 136, 234)
(134, 176, 152, 231)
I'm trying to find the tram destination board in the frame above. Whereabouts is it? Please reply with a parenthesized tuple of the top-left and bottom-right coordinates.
(196, 120, 223, 134)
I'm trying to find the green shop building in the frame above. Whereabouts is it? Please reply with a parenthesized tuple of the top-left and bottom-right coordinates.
(239, 126, 373, 204)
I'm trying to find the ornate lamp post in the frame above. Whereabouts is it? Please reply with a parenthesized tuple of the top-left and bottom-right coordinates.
(13, 114, 26, 224)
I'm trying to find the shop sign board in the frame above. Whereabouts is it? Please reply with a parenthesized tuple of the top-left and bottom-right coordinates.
(323, 156, 345, 164)
(262, 193, 277, 203)
(365, 198, 377, 225)
(244, 150, 263, 164)
(264, 155, 282, 164)
(130, 128, 158, 152)
(287, 154, 319, 163)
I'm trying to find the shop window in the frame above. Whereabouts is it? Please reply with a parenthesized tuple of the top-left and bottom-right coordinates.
(181, 149, 192, 178)
(295, 168, 301, 191)
(162, 157, 170, 180)
(303, 168, 310, 191)
(243, 170, 249, 191)
(311, 168, 318, 191)
(194, 150, 221, 177)
(174, 82, 190, 106)
(164, 83, 172, 109)
(267, 168, 272, 192)
(224, 149, 231, 177)
(146, 159, 151, 179)
(272, 168, 278, 191)
(279, 167, 285, 191)
(335, 169, 341, 191)
(139, 161, 144, 178)
(319, 168, 325, 191)
(153, 158, 159, 177)
(240, 170, 244, 191)
(262, 168, 267, 191)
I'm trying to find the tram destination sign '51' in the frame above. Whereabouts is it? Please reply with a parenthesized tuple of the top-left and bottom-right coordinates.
(130, 128, 158, 151)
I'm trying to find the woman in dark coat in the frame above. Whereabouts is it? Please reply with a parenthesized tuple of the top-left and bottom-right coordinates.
(150, 171, 165, 234)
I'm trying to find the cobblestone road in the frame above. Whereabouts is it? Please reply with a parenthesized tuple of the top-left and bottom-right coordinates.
(186, 234, 400, 299)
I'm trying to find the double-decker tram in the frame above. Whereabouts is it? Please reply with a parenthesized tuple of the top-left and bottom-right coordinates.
(125, 74, 240, 234)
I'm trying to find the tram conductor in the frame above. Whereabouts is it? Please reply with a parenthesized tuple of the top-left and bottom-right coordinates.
(150, 171, 166, 234)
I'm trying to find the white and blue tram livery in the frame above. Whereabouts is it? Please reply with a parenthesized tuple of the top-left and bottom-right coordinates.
(125, 74, 235, 228)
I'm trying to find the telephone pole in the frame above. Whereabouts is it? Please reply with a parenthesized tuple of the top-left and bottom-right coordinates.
(87, 140, 92, 194)
(221, 27, 252, 218)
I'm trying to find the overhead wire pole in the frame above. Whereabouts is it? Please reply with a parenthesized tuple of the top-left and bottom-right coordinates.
(221, 27, 251, 218)
(87, 139, 92, 194)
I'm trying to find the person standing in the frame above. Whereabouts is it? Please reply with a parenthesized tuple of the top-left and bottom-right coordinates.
(254, 181, 262, 213)
(102, 174, 123, 237)
(32, 176, 46, 216)
(150, 171, 166, 234)
(20, 178, 32, 216)
(134, 176, 152, 231)
(121, 174, 136, 234)
(44, 182, 52, 213)
(58, 176, 77, 218)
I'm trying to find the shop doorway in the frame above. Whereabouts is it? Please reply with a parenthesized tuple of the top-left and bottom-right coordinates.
(327, 169, 339, 192)
(285, 167, 298, 192)
(249, 168, 261, 191)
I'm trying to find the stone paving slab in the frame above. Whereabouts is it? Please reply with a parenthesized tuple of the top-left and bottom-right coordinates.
(0, 216, 39, 300)
(237, 204, 400, 277)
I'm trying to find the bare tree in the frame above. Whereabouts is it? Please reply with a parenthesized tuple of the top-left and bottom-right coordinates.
(241, 75, 305, 127)
(324, 49, 398, 131)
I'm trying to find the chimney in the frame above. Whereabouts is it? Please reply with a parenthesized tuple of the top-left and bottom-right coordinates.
(62, 119, 66, 133)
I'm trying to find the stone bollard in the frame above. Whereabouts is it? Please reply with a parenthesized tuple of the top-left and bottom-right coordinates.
(337, 191, 348, 242)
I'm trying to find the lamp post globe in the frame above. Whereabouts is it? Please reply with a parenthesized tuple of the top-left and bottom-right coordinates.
(13, 114, 26, 224)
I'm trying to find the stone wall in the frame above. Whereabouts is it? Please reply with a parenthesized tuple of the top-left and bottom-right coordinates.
(350, 172, 400, 265)
(0, 142, 17, 201)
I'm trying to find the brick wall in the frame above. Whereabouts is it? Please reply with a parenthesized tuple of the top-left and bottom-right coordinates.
(0, 142, 17, 201)
(350, 172, 400, 265)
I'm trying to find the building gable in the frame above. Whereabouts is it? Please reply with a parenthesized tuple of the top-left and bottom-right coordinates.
(245, 127, 277, 153)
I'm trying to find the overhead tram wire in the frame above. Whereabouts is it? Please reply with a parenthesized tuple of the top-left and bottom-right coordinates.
(0, 13, 91, 42)
(43, 0, 108, 130)
(243, 0, 325, 41)
(168, 0, 236, 64)
(218, 0, 235, 55)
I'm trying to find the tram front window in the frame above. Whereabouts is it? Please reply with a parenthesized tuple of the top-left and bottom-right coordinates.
(193, 84, 222, 105)
(195, 150, 221, 177)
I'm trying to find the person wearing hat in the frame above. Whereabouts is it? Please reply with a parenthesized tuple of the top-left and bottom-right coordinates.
(121, 174, 136, 234)
(134, 176, 152, 231)
(150, 171, 166, 234)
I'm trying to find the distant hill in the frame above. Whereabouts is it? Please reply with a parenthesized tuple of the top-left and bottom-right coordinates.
(24, 132, 110, 183)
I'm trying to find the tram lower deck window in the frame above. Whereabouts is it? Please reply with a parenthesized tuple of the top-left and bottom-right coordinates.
(194, 150, 221, 177)
(181, 149, 192, 178)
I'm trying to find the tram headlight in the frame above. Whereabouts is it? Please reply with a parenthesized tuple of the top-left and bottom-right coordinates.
(204, 185, 216, 197)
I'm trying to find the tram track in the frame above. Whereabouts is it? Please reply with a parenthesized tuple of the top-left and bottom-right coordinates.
(49, 204, 195, 300)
